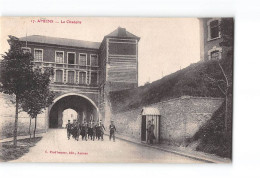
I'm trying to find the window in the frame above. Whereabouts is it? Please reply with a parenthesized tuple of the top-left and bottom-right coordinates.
(56, 70, 63, 83)
(79, 72, 86, 84)
(68, 53, 76, 64)
(34, 49, 43, 61)
(207, 19, 221, 40)
(210, 20, 219, 39)
(79, 54, 87, 66)
(91, 71, 98, 85)
(208, 46, 222, 60)
(210, 50, 220, 60)
(67, 71, 75, 84)
(90, 54, 98, 66)
(56, 51, 64, 63)
(22, 47, 31, 53)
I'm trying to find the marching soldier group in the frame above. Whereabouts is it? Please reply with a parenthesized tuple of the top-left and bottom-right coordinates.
(66, 120, 116, 142)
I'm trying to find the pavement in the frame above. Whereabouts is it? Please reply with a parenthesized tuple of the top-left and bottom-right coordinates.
(113, 133, 231, 164)
(1, 129, 206, 163)
(1, 129, 231, 163)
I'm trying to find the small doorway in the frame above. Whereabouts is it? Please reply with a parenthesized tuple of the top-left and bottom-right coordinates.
(141, 116, 146, 141)
(141, 107, 160, 144)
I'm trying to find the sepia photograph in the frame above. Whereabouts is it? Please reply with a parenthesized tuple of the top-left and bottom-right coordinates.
(0, 17, 234, 163)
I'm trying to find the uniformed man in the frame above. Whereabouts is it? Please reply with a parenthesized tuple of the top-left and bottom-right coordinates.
(75, 121, 81, 141)
(66, 120, 72, 140)
(89, 121, 94, 141)
(80, 121, 88, 141)
(147, 120, 155, 144)
(98, 120, 106, 141)
(109, 120, 116, 142)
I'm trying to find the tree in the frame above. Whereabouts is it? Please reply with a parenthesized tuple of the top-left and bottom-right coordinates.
(0, 36, 34, 146)
(21, 67, 55, 138)
(200, 18, 234, 132)
(201, 58, 232, 132)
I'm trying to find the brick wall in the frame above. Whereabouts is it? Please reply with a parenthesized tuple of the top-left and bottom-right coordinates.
(22, 42, 99, 64)
(110, 96, 224, 145)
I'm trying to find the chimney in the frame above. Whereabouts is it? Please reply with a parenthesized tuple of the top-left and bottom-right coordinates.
(118, 27, 127, 37)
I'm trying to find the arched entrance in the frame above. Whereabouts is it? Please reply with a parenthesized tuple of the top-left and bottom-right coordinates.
(49, 94, 98, 128)
(61, 109, 78, 128)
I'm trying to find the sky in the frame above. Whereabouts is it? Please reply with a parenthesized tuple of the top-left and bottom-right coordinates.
(0, 17, 200, 86)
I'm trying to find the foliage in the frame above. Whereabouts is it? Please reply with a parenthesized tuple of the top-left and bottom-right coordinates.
(21, 67, 55, 119)
(0, 36, 34, 146)
(0, 35, 55, 142)
(0, 35, 34, 97)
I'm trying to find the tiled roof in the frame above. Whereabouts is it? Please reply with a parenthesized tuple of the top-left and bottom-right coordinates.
(19, 35, 101, 49)
(105, 27, 140, 40)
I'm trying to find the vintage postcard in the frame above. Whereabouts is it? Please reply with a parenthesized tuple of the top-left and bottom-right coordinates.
(0, 17, 233, 163)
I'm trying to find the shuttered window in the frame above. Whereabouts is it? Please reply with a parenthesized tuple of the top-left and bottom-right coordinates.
(68, 71, 75, 84)
(56, 70, 63, 83)
(34, 49, 43, 61)
(79, 72, 86, 84)
(79, 54, 87, 66)
(91, 71, 98, 86)
(56, 51, 64, 63)
(90, 54, 98, 67)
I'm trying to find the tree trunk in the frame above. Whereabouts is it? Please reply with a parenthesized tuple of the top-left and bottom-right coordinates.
(29, 117, 32, 140)
(33, 116, 37, 138)
(13, 96, 19, 147)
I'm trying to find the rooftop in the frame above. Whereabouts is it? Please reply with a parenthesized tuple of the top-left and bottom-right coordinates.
(19, 35, 101, 49)
(105, 27, 140, 40)
(19, 27, 140, 49)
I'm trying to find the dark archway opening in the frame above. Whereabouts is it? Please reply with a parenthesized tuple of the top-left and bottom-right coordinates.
(49, 95, 97, 128)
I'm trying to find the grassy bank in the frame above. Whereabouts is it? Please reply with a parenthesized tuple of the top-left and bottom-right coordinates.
(110, 61, 223, 113)
(0, 137, 42, 162)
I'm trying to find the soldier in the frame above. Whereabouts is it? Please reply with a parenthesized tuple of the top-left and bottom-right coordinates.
(80, 121, 88, 141)
(71, 120, 76, 139)
(66, 120, 72, 140)
(109, 120, 116, 142)
(75, 121, 81, 141)
(94, 122, 99, 140)
(147, 120, 155, 144)
(99, 120, 106, 141)
(88, 121, 94, 141)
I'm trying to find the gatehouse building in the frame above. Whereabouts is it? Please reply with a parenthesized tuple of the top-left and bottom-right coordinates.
(19, 27, 140, 129)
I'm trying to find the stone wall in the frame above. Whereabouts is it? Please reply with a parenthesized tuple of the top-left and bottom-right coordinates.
(111, 96, 224, 145)
(0, 93, 47, 139)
